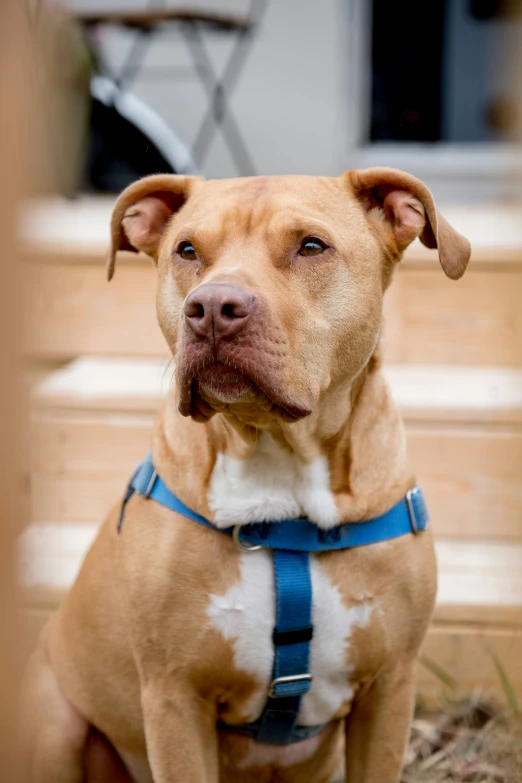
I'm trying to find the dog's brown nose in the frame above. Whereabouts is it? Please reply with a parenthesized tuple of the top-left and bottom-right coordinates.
(184, 283, 254, 340)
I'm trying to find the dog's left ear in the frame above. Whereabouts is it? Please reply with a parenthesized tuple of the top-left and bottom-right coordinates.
(107, 174, 203, 281)
(346, 167, 471, 279)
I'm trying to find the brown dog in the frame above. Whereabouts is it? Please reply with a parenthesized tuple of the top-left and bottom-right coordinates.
(21, 169, 471, 783)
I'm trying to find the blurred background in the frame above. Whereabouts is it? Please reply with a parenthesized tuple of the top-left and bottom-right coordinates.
(34, 0, 522, 199)
(3, 1, 522, 780)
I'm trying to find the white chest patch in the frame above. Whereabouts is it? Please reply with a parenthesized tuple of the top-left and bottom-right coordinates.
(209, 433, 338, 529)
(207, 550, 374, 726)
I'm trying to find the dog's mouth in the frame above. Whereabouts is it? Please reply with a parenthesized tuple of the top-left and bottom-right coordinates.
(197, 362, 253, 399)
(178, 356, 312, 423)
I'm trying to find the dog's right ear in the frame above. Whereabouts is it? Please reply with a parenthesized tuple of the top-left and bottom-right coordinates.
(106, 174, 203, 281)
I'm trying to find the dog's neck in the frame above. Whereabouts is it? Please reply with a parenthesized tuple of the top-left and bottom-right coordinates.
(152, 348, 414, 528)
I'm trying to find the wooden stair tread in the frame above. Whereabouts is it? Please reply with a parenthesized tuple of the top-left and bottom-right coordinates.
(20, 197, 114, 254)
(386, 365, 522, 423)
(33, 356, 171, 413)
(19, 197, 522, 266)
(435, 539, 522, 624)
(19, 523, 98, 606)
(18, 524, 522, 627)
(33, 357, 522, 423)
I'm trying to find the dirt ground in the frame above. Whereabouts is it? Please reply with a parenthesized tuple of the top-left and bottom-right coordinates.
(401, 702, 522, 783)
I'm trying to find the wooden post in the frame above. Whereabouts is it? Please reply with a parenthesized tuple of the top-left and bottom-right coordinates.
(0, 3, 39, 779)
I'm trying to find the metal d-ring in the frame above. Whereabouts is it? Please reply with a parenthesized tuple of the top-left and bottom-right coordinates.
(233, 525, 263, 552)
(406, 488, 419, 534)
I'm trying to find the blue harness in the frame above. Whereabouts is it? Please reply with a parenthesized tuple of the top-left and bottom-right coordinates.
(118, 452, 429, 746)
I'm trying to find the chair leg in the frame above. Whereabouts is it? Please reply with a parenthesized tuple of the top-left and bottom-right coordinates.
(181, 20, 258, 175)
(114, 28, 153, 91)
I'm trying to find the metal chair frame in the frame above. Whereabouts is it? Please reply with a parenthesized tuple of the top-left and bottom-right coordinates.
(82, 0, 268, 176)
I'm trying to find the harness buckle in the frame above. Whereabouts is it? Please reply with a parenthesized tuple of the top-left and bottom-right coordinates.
(233, 525, 263, 552)
(268, 673, 312, 698)
(406, 487, 422, 534)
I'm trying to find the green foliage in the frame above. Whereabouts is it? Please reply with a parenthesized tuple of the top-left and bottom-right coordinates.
(492, 654, 519, 715)
(419, 655, 462, 692)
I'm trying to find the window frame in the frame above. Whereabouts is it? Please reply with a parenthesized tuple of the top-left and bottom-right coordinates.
(342, 0, 522, 201)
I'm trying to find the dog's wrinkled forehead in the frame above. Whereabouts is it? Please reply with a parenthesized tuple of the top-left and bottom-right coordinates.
(167, 176, 353, 249)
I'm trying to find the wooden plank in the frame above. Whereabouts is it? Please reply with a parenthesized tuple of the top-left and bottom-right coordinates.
(31, 411, 154, 522)
(383, 265, 522, 366)
(409, 425, 522, 539)
(21, 260, 168, 359)
(419, 624, 522, 702)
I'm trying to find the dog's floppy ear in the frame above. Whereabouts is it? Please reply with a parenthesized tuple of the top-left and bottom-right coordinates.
(106, 174, 203, 281)
(347, 167, 471, 280)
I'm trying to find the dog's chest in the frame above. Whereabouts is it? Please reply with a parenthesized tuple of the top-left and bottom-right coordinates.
(208, 432, 339, 529)
(206, 549, 374, 726)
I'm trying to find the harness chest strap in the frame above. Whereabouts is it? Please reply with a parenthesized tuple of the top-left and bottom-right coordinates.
(118, 452, 429, 746)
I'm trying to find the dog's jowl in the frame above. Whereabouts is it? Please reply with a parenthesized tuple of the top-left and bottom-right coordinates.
(20, 169, 471, 783)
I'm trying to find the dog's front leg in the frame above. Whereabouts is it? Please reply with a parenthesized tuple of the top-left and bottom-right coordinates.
(343, 660, 417, 783)
(142, 686, 219, 783)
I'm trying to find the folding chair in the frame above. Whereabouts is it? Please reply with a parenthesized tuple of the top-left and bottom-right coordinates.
(75, 1, 268, 176)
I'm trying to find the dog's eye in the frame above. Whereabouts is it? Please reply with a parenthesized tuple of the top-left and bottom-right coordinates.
(298, 238, 327, 257)
(177, 241, 197, 261)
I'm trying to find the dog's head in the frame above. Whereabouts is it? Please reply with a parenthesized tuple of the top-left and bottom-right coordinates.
(108, 170, 470, 425)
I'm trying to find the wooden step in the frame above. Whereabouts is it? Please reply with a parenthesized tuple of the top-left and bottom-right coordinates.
(31, 358, 522, 541)
(20, 198, 522, 365)
(17, 524, 522, 702)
